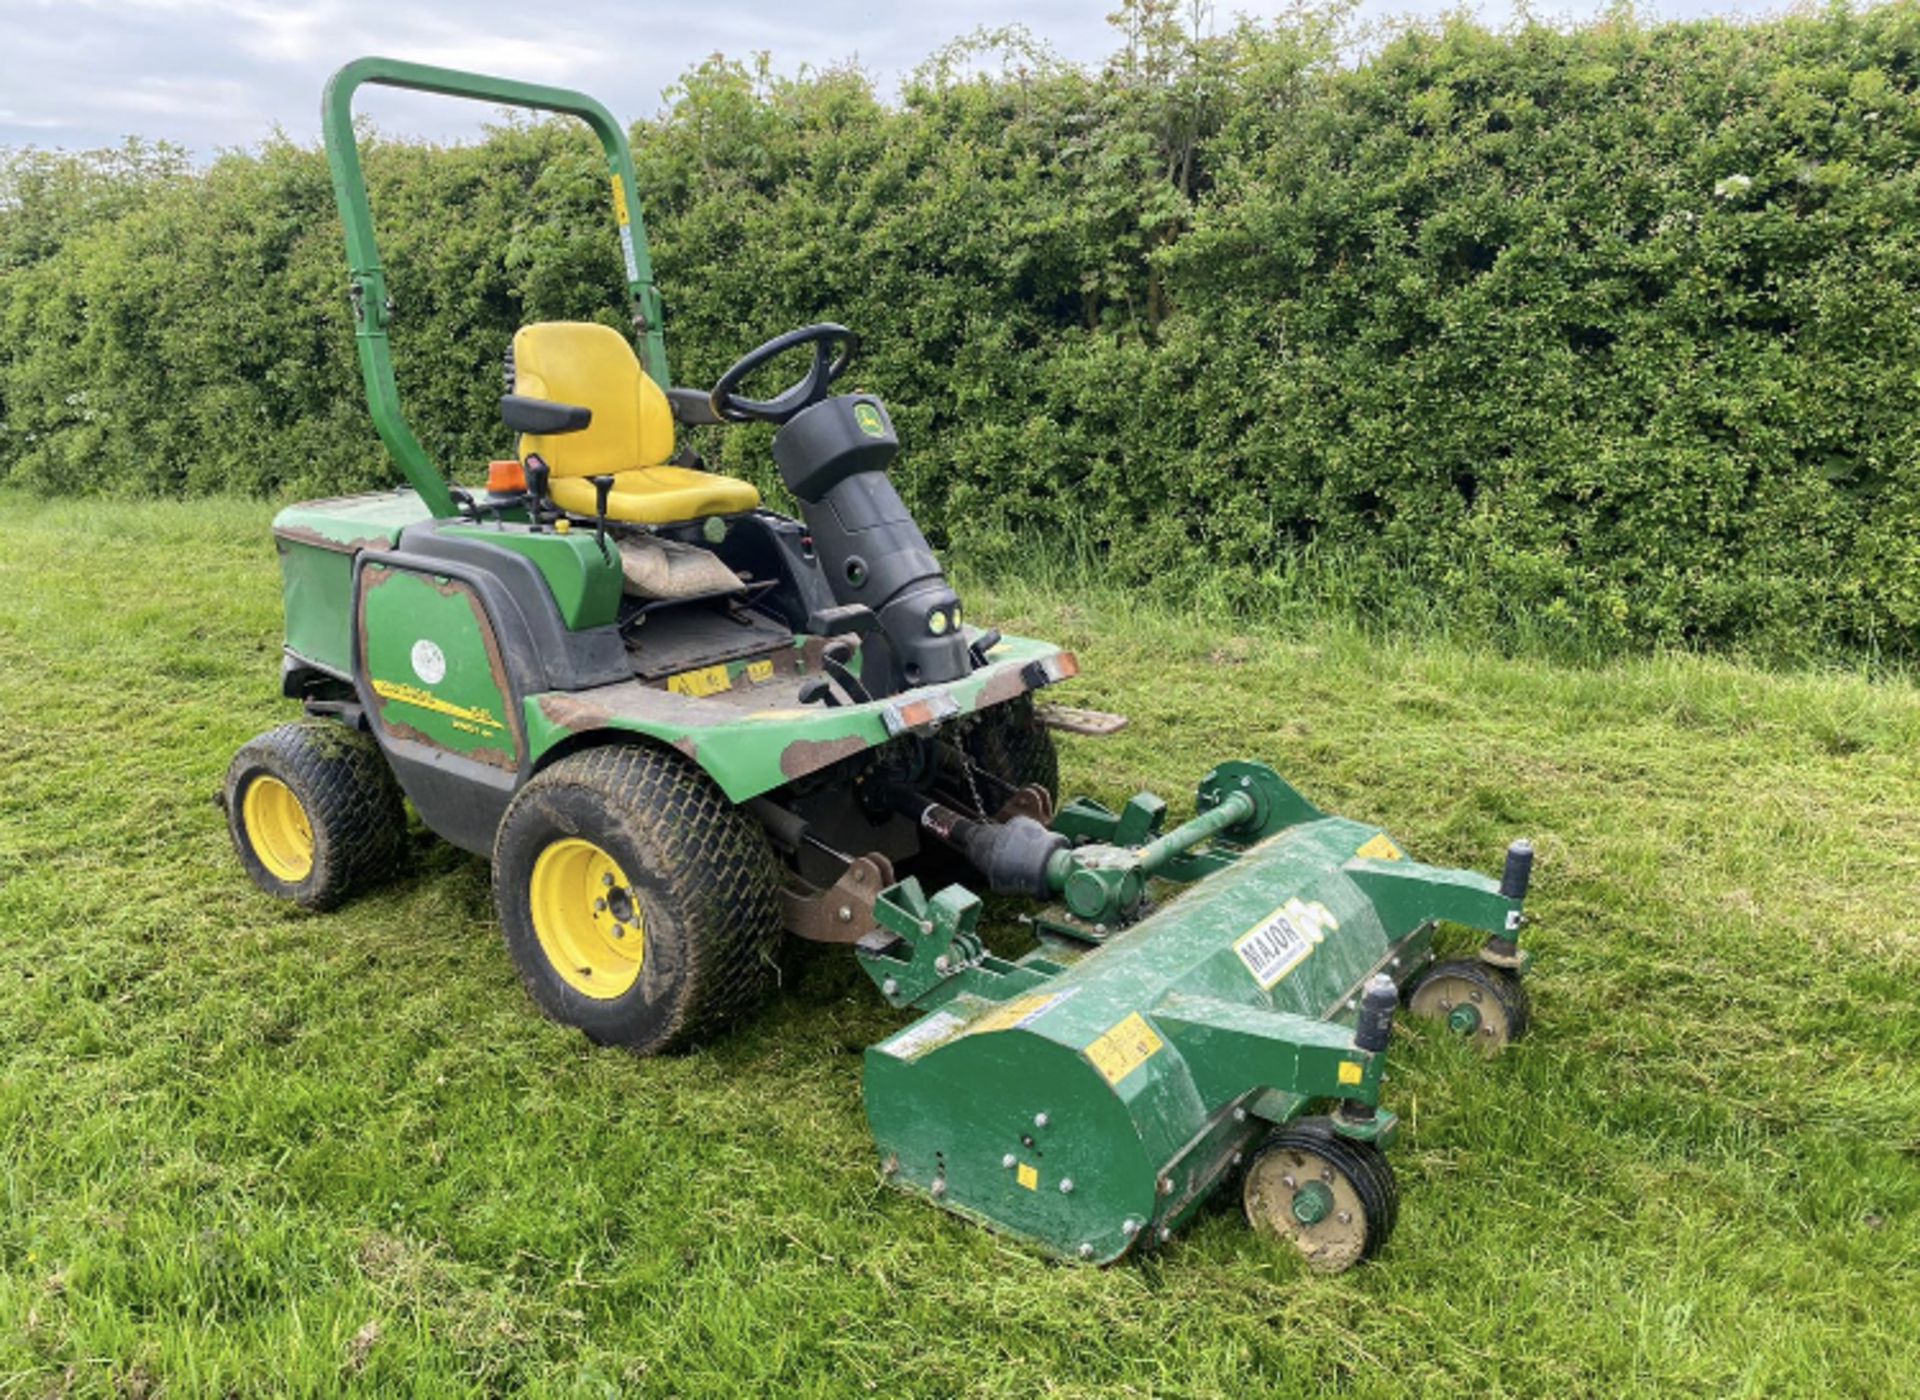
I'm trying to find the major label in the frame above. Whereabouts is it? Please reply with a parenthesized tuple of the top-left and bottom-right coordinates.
(1233, 898, 1340, 990)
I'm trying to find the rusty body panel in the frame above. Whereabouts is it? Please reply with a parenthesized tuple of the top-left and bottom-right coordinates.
(521, 632, 1075, 803)
(357, 561, 524, 771)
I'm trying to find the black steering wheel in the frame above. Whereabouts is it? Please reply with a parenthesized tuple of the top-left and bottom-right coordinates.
(709, 323, 859, 425)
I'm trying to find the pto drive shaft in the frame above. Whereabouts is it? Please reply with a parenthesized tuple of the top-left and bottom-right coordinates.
(900, 786, 1259, 925)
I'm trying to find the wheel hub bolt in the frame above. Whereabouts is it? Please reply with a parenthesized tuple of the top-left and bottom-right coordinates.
(1290, 1181, 1335, 1226)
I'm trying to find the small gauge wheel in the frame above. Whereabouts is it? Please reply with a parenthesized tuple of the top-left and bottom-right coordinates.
(1406, 957, 1531, 1053)
(1242, 1117, 1398, 1273)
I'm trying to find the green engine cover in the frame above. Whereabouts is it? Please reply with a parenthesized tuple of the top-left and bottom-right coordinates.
(273, 490, 435, 675)
(359, 560, 522, 770)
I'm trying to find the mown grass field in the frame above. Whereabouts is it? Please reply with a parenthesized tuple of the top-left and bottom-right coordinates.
(1, 495, 1917, 1398)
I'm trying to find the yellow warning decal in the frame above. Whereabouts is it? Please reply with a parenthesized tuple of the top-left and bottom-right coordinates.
(610, 174, 630, 226)
(1338, 1060, 1364, 1086)
(967, 988, 1076, 1037)
(667, 663, 733, 698)
(1016, 1163, 1039, 1191)
(746, 658, 775, 685)
(1355, 832, 1404, 861)
(1085, 1012, 1164, 1086)
(970, 992, 1054, 1036)
(877, 1010, 966, 1061)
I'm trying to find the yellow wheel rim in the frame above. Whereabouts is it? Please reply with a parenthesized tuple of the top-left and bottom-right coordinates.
(243, 775, 314, 883)
(529, 838, 646, 999)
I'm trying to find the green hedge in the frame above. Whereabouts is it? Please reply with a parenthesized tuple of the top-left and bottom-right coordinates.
(6, 6, 1920, 657)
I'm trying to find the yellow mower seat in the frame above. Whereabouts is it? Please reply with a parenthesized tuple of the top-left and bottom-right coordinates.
(511, 321, 761, 525)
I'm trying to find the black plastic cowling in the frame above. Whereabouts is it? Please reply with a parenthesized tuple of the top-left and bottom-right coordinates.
(772, 395, 970, 694)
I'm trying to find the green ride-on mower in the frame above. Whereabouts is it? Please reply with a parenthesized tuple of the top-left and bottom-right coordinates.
(225, 56, 1540, 1273)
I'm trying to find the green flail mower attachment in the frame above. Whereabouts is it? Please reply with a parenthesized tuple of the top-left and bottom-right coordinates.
(857, 761, 1534, 1271)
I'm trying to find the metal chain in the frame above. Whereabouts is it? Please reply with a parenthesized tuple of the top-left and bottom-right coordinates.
(957, 731, 989, 819)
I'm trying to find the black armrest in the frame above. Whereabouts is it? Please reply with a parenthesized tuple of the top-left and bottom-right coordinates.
(500, 394, 592, 435)
(667, 386, 725, 427)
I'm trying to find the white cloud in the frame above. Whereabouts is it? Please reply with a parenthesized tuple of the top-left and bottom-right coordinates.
(101, 77, 259, 119)
(0, 0, 1802, 155)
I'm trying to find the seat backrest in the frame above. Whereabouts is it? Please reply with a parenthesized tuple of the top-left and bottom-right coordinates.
(512, 322, 675, 477)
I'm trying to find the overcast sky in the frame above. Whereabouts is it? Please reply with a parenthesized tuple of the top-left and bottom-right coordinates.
(1, 0, 1793, 155)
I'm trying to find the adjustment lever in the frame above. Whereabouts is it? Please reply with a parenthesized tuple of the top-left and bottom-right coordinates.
(821, 642, 873, 705)
(798, 677, 841, 708)
(524, 455, 551, 532)
(968, 627, 1002, 668)
(591, 474, 615, 563)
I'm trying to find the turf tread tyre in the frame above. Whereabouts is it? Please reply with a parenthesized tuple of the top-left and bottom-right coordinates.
(225, 720, 407, 910)
(492, 744, 781, 1055)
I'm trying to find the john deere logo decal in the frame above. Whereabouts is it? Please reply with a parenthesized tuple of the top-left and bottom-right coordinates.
(854, 402, 886, 437)
(410, 638, 447, 685)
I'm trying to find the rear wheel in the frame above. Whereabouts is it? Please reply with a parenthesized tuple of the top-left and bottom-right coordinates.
(493, 744, 781, 1054)
(225, 720, 407, 910)
(1242, 1116, 1399, 1272)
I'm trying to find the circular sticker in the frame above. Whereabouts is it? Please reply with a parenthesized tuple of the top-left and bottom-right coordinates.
(411, 639, 447, 685)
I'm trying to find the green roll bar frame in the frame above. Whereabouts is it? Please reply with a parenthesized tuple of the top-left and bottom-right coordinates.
(321, 55, 667, 519)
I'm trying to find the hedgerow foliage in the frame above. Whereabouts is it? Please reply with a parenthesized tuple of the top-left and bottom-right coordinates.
(5, 3, 1920, 656)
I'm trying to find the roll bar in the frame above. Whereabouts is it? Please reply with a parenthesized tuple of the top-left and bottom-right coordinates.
(321, 56, 666, 518)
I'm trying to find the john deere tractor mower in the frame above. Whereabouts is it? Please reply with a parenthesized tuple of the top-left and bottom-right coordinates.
(225, 57, 1540, 1272)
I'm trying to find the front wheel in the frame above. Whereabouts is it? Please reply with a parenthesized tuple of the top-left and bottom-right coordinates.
(1242, 1117, 1399, 1272)
(962, 696, 1060, 811)
(492, 744, 782, 1054)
